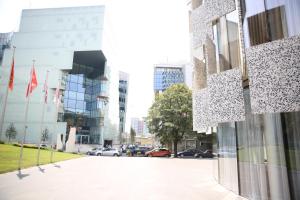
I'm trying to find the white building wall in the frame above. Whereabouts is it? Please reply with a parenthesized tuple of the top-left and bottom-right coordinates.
(0, 6, 106, 144)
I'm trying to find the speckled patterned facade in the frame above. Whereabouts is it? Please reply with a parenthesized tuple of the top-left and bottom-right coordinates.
(193, 89, 212, 132)
(208, 68, 245, 123)
(191, 0, 236, 48)
(246, 35, 300, 114)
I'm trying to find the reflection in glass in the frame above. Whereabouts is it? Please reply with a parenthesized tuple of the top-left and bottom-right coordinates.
(211, 10, 241, 74)
(63, 65, 106, 144)
(217, 122, 239, 194)
(236, 89, 299, 200)
(243, 0, 300, 47)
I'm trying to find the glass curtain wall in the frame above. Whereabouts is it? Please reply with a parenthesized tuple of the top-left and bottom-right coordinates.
(237, 89, 300, 200)
(63, 63, 106, 144)
(217, 122, 239, 194)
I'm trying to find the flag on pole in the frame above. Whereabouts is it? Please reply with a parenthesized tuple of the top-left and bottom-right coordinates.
(8, 58, 14, 91)
(43, 71, 49, 103)
(26, 66, 38, 97)
(53, 82, 61, 108)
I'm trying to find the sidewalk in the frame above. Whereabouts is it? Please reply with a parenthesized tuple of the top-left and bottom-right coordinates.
(0, 156, 247, 200)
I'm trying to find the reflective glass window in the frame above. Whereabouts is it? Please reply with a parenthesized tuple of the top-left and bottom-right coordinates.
(69, 82, 77, 92)
(68, 91, 76, 99)
(76, 93, 84, 101)
(67, 99, 76, 109)
(70, 74, 78, 82)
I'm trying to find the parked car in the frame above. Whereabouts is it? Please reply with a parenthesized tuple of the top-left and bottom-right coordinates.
(145, 148, 171, 157)
(101, 148, 122, 156)
(125, 145, 137, 155)
(87, 147, 102, 156)
(194, 150, 214, 158)
(177, 149, 199, 158)
(135, 146, 152, 156)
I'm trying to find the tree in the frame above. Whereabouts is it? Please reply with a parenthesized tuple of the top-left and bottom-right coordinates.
(147, 84, 193, 157)
(5, 123, 17, 143)
(41, 128, 49, 143)
(130, 127, 136, 144)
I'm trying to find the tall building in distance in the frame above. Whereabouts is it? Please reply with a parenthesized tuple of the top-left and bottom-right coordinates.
(189, 0, 300, 199)
(131, 117, 148, 136)
(153, 64, 184, 94)
(0, 6, 120, 150)
(118, 71, 129, 143)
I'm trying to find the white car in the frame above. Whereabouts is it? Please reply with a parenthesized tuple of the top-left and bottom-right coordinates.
(87, 147, 102, 156)
(101, 148, 122, 156)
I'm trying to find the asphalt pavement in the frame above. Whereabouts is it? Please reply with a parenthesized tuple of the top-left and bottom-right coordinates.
(0, 156, 245, 200)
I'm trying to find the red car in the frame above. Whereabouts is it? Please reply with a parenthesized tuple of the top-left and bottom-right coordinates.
(145, 148, 171, 157)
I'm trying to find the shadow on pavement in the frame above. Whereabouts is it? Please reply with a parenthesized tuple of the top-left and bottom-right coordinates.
(53, 164, 61, 168)
(38, 166, 45, 173)
(16, 170, 29, 180)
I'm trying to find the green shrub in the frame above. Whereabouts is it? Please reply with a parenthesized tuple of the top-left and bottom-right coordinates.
(0, 141, 5, 144)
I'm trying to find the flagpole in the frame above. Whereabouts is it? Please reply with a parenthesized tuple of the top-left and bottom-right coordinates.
(37, 70, 49, 165)
(18, 59, 35, 170)
(0, 46, 15, 141)
(50, 80, 60, 163)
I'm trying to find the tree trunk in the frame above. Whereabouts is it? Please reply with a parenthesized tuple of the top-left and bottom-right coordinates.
(173, 140, 178, 158)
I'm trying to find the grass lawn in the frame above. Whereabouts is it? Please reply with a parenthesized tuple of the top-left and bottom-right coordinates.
(0, 144, 83, 174)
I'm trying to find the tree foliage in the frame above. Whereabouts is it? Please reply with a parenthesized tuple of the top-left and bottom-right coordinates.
(147, 84, 193, 157)
(5, 123, 17, 143)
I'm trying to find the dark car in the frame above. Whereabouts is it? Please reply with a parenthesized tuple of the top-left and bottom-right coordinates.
(194, 150, 214, 158)
(135, 146, 152, 156)
(177, 149, 199, 158)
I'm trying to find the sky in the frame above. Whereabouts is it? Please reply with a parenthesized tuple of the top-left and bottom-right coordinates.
(0, 0, 191, 132)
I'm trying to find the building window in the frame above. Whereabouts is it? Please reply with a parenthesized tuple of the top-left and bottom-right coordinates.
(247, 6, 287, 46)
(211, 10, 242, 74)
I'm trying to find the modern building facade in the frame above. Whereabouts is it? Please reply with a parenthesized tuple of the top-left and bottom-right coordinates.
(0, 32, 13, 65)
(119, 71, 129, 143)
(153, 64, 185, 94)
(0, 6, 119, 149)
(130, 117, 149, 136)
(189, 0, 299, 200)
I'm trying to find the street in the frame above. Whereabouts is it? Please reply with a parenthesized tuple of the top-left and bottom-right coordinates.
(0, 157, 244, 200)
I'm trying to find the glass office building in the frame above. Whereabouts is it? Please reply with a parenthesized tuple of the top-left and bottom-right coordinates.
(154, 65, 184, 93)
(62, 51, 107, 145)
(0, 6, 120, 149)
(118, 71, 128, 143)
(190, 0, 300, 199)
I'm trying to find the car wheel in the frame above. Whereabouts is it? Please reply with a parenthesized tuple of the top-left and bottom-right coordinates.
(97, 153, 101, 156)
(149, 154, 153, 157)
(180, 154, 184, 158)
(113, 153, 118, 157)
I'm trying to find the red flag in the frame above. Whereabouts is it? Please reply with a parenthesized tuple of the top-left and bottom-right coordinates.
(26, 66, 38, 97)
(8, 59, 14, 91)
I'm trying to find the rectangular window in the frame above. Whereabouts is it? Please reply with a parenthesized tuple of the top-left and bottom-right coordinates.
(247, 6, 287, 46)
(211, 10, 242, 74)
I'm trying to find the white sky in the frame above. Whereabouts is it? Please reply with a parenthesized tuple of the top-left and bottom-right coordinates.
(0, 0, 191, 132)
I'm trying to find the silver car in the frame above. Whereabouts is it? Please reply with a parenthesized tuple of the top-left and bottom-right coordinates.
(87, 147, 102, 156)
(101, 148, 122, 156)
